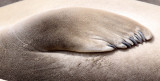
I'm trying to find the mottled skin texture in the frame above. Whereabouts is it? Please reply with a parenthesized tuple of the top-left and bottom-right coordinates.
(0, 0, 159, 81)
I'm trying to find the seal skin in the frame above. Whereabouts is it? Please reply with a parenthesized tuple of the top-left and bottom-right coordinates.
(8, 7, 152, 52)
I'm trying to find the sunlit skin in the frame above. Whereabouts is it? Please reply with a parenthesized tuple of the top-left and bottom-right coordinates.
(0, 0, 159, 81)
(3, 7, 152, 53)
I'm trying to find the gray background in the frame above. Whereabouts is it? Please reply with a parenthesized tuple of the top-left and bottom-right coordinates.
(139, 0, 160, 6)
(0, 0, 160, 7)
(0, 0, 21, 7)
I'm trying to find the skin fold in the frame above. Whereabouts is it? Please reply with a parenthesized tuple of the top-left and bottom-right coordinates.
(0, 0, 160, 81)
(7, 7, 152, 52)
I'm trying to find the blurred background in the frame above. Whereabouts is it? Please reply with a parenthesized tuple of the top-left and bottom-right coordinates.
(0, 0, 160, 7)
(0, 0, 21, 7)
(139, 0, 160, 6)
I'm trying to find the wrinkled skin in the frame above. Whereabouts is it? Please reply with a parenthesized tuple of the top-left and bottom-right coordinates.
(0, 0, 160, 81)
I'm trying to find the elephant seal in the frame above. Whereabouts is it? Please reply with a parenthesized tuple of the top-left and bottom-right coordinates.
(5, 7, 152, 52)
(0, 0, 158, 81)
